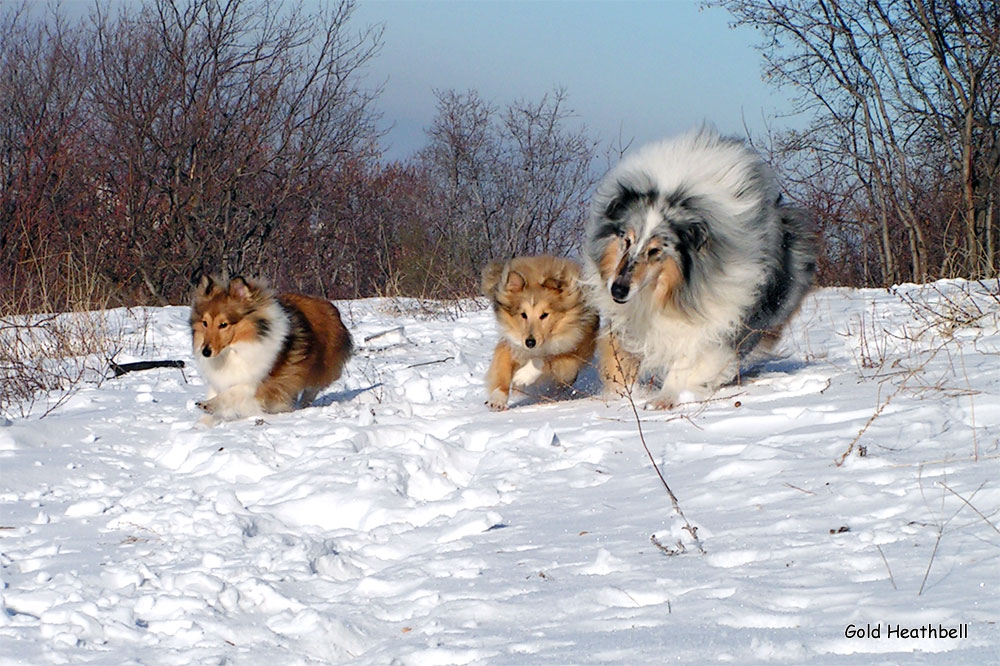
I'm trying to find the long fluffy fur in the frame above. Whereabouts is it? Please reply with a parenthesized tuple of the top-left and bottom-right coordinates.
(482, 256, 599, 410)
(583, 128, 817, 407)
(190, 275, 353, 424)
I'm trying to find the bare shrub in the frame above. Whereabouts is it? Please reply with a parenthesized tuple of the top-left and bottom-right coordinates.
(85, 0, 384, 304)
(0, 251, 152, 419)
(893, 280, 1000, 339)
(715, 0, 1000, 285)
(1, 0, 385, 310)
(0, 4, 105, 309)
(1, 3, 605, 307)
(414, 87, 598, 295)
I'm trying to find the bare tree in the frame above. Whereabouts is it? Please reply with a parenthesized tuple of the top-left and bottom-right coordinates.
(712, 0, 1000, 284)
(0, 4, 102, 310)
(86, 0, 383, 303)
(418, 87, 598, 291)
(500, 92, 598, 258)
(2, 2, 597, 307)
(421, 88, 501, 283)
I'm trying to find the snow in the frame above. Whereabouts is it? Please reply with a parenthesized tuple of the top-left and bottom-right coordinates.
(1, 280, 998, 664)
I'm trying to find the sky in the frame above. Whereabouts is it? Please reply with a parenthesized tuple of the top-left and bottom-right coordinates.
(43, 0, 803, 164)
(349, 0, 804, 163)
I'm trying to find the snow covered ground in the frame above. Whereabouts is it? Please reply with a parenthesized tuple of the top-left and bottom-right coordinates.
(1, 280, 998, 665)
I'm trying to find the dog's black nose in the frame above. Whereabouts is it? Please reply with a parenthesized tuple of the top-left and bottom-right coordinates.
(611, 282, 630, 303)
(525, 336, 536, 348)
(201, 345, 212, 358)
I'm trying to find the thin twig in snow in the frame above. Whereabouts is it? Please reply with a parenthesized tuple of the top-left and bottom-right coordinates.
(938, 481, 1000, 537)
(405, 356, 454, 369)
(875, 544, 897, 590)
(609, 337, 706, 555)
(918, 531, 943, 596)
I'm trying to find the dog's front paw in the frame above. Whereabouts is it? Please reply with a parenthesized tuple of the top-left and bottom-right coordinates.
(646, 392, 678, 410)
(646, 399, 675, 410)
(196, 399, 215, 414)
(485, 389, 509, 411)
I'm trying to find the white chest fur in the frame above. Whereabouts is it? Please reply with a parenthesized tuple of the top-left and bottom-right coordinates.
(512, 358, 545, 387)
(196, 341, 273, 393)
(195, 304, 289, 394)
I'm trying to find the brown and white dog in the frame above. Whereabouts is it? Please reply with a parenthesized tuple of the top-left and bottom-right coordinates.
(583, 129, 817, 408)
(481, 256, 599, 410)
(190, 275, 352, 424)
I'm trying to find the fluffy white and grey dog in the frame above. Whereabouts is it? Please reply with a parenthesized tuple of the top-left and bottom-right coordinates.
(583, 128, 817, 408)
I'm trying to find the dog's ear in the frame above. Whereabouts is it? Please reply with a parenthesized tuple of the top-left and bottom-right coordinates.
(541, 277, 564, 293)
(480, 261, 505, 298)
(505, 269, 526, 293)
(199, 274, 214, 295)
(547, 259, 584, 295)
(193, 272, 218, 300)
(675, 220, 709, 253)
(228, 276, 254, 301)
(604, 184, 644, 221)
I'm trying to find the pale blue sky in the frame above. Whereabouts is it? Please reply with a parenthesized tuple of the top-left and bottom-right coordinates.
(350, 0, 802, 162)
(48, 0, 800, 162)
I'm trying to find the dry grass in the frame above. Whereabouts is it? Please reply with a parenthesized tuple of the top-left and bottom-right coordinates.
(893, 280, 1000, 339)
(850, 301, 892, 372)
(841, 281, 999, 377)
(372, 295, 485, 322)
(1, 251, 151, 419)
(834, 280, 998, 464)
(915, 475, 998, 596)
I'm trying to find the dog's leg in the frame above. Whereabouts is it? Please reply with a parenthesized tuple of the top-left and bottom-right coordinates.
(255, 380, 297, 414)
(197, 384, 263, 421)
(655, 346, 737, 409)
(597, 332, 639, 397)
(690, 346, 738, 393)
(549, 324, 596, 393)
(298, 388, 320, 408)
(547, 353, 583, 391)
(485, 341, 515, 410)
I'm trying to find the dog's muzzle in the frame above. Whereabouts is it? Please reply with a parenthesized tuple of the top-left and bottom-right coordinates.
(611, 256, 634, 303)
(610, 281, 631, 303)
(524, 336, 536, 348)
(201, 345, 212, 358)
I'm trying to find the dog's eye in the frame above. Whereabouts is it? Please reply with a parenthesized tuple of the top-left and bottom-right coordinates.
(520, 313, 527, 319)
(647, 247, 661, 259)
(201, 320, 208, 327)
(219, 322, 229, 329)
(540, 312, 549, 320)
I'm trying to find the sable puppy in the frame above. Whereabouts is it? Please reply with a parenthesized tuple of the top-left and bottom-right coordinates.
(482, 256, 599, 410)
(583, 128, 817, 408)
(190, 275, 352, 424)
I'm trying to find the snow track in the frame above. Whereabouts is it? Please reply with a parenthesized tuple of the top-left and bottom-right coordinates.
(2, 282, 998, 664)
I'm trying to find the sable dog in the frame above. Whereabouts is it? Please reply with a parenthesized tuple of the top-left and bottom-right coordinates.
(583, 128, 817, 408)
(190, 275, 352, 424)
(482, 256, 599, 410)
